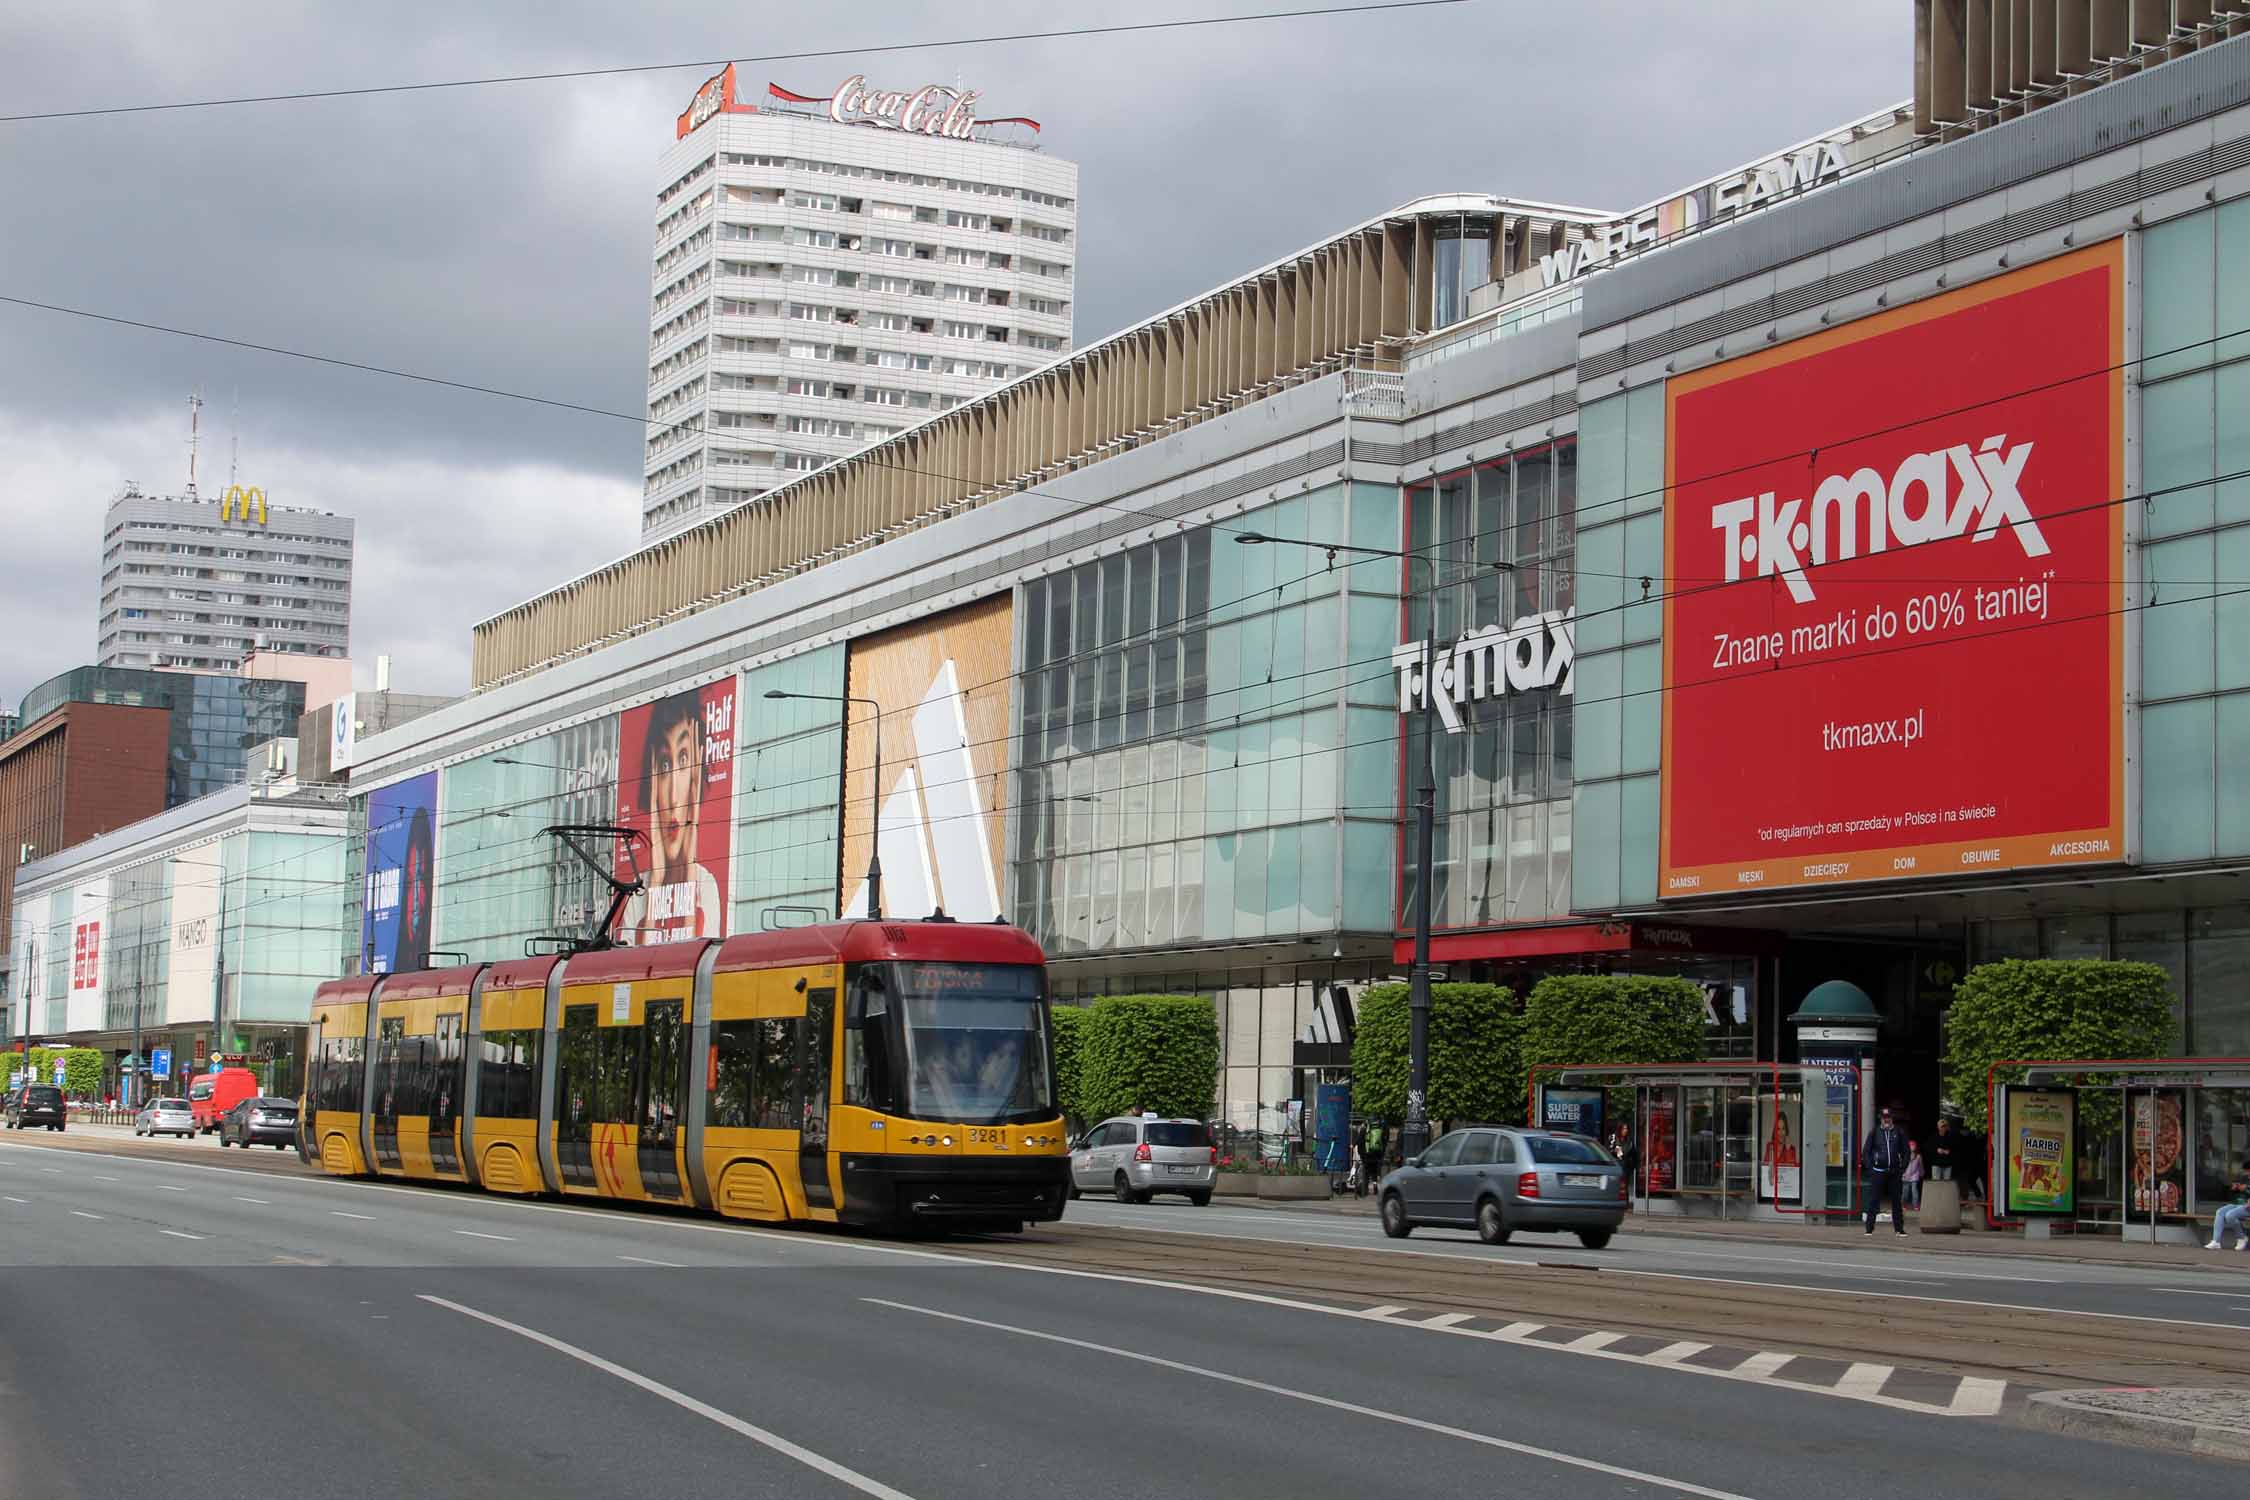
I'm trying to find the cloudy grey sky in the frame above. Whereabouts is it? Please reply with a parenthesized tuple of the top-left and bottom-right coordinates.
(0, 0, 1903, 706)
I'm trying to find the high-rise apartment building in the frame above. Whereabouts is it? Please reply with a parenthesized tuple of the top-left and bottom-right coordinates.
(98, 483, 354, 671)
(641, 65, 1079, 542)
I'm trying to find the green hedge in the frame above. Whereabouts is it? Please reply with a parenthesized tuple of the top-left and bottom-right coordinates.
(8, 1047, 103, 1098)
(1941, 959, 2175, 1131)
(1349, 983, 1523, 1128)
(1521, 975, 1705, 1122)
(1076, 994, 1219, 1123)
(1049, 1003, 1088, 1130)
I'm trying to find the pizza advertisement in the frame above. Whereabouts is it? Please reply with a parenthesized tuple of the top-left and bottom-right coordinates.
(2003, 1087, 2076, 1217)
(2130, 1090, 2188, 1217)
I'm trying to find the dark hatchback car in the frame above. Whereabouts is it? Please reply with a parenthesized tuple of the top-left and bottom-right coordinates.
(6, 1084, 67, 1132)
(219, 1096, 298, 1150)
(1379, 1125, 1626, 1249)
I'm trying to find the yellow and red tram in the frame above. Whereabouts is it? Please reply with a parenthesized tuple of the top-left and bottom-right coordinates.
(302, 919, 1068, 1231)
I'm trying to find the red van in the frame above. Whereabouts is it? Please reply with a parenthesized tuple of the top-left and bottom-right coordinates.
(188, 1067, 260, 1134)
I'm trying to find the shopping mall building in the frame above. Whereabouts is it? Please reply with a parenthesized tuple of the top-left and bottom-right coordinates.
(345, 23, 2249, 1173)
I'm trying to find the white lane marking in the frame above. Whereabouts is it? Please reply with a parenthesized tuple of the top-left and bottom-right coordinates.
(40, 1168, 60, 1174)
(2, 1195, 28, 1204)
(159, 1230, 205, 1241)
(1835, 1363, 1894, 1399)
(1647, 1341, 1711, 1365)
(1566, 1331, 1626, 1351)
(69, 1210, 102, 1220)
(2152, 1286, 2250, 1298)
(155, 1185, 186, 1192)
(619, 1255, 685, 1267)
(1733, 1352, 1793, 1378)
(331, 1211, 377, 1221)
(864, 1298, 1758, 1500)
(92, 1175, 118, 1182)
(234, 1196, 269, 1205)
(1361, 1303, 1407, 1317)
(1598, 1265, 2249, 1332)
(1950, 1378, 2007, 1416)
(1491, 1321, 1545, 1338)
(1422, 1311, 1474, 1328)
(419, 1295, 918, 1499)
(453, 1230, 513, 1241)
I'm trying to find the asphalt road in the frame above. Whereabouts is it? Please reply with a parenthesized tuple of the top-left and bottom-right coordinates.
(0, 1135, 2238, 1499)
(1061, 1194, 2250, 1328)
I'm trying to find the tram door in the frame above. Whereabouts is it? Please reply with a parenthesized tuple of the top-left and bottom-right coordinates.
(555, 1004, 598, 1189)
(798, 987, 835, 1210)
(427, 1013, 464, 1176)
(372, 1017, 405, 1171)
(639, 1000, 685, 1201)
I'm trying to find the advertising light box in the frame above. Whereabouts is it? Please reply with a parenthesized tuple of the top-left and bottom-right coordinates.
(1660, 242, 2127, 898)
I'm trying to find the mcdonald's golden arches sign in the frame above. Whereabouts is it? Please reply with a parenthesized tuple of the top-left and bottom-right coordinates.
(220, 485, 267, 526)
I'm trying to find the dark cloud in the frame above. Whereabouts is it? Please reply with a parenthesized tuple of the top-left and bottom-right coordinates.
(0, 0, 1905, 704)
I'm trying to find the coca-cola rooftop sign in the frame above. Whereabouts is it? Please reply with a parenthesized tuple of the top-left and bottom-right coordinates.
(768, 76, 1041, 138)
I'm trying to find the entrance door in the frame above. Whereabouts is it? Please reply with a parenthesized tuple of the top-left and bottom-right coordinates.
(798, 986, 835, 1210)
(555, 1004, 597, 1189)
(371, 1018, 404, 1170)
(639, 999, 685, 1201)
(427, 1014, 463, 1176)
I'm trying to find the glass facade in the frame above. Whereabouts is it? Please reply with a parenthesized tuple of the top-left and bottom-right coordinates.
(735, 645, 846, 931)
(1401, 440, 1577, 931)
(13, 665, 305, 805)
(1970, 908, 2247, 1058)
(1010, 484, 1399, 956)
(2135, 199, 2250, 865)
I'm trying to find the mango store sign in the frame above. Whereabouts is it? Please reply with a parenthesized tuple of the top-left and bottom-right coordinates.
(1393, 611, 1573, 733)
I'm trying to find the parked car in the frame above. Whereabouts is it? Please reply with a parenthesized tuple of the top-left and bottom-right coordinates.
(188, 1067, 260, 1134)
(5, 1084, 66, 1132)
(1068, 1116, 1216, 1205)
(1379, 1126, 1627, 1249)
(134, 1096, 196, 1138)
(219, 1096, 299, 1150)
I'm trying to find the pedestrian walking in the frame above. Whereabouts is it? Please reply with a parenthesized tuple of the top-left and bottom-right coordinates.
(2207, 1177, 2250, 1251)
(1863, 1107, 1910, 1235)
(1903, 1140, 1924, 1210)
(1926, 1116, 1961, 1180)
(1364, 1120, 1387, 1184)
(1350, 1122, 1370, 1197)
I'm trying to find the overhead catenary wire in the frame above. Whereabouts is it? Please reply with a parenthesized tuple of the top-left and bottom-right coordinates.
(0, 3, 1470, 124)
(17, 453, 2239, 960)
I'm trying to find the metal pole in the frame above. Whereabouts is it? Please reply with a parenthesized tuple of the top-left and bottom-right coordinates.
(1401, 555, 1437, 1164)
(210, 874, 227, 1077)
(866, 704, 883, 921)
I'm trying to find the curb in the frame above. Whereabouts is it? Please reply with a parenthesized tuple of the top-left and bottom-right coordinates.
(2024, 1389, 2250, 1462)
(1218, 1195, 2244, 1273)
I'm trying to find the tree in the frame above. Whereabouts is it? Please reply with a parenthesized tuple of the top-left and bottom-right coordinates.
(62, 1048, 103, 1100)
(1076, 995, 1219, 1123)
(1941, 959, 2175, 1131)
(1349, 983, 1523, 1127)
(1521, 975, 1706, 1121)
(1049, 1002, 1088, 1131)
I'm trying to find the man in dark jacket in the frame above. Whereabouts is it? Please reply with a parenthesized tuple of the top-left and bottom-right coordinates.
(1863, 1107, 1910, 1235)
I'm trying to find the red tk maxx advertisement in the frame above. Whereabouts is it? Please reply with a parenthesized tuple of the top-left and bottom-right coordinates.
(1660, 241, 2126, 899)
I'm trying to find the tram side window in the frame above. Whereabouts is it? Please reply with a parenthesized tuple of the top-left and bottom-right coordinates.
(431, 1015, 464, 1124)
(315, 1037, 364, 1113)
(708, 1017, 802, 1129)
(476, 1029, 539, 1119)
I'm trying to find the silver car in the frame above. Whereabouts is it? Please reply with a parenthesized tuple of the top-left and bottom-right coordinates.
(1379, 1126, 1627, 1248)
(1067, 1116, 1216, 1205)
(134, 1096, 196, 1139)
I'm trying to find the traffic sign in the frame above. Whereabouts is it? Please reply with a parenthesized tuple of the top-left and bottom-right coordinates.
(151, 1048, 172, 1081)
(52, 1060, 66, 1088)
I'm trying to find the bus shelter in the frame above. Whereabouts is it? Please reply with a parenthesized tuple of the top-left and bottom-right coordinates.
(1988, 1057, 2250, 1244)
(1530, 1063, 1861, 1223)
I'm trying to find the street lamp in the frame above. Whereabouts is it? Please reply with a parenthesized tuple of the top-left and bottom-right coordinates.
(765, 689, 885, 920)
(1235, 530, 1506, 1164)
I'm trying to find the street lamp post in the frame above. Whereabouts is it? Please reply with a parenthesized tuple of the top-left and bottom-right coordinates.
(1235, 531, 1503, 1165)
(765, 689, 884, 920)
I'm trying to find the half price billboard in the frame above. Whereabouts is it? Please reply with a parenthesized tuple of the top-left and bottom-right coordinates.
(1660, 242, 2127, 898)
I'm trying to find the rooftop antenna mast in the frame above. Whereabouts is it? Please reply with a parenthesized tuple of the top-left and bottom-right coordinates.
(184, 390, 203, 498)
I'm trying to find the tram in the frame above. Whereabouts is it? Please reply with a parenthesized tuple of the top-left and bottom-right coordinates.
(300, 918, 1068, 1232)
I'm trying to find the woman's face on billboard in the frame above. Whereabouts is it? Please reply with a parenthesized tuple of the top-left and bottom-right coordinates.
(651, 718, 702, 867)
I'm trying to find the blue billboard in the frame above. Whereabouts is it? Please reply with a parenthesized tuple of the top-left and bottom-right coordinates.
(361, 772, 438, 974)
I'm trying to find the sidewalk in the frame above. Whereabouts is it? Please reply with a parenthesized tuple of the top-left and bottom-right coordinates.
(1220, 1189, 2250, 1273)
